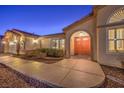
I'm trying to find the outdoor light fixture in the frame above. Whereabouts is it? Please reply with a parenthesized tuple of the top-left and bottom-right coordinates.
(79, 32, 84, 36)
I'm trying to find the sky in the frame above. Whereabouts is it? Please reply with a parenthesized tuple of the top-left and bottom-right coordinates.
(0, 5, 93, 35)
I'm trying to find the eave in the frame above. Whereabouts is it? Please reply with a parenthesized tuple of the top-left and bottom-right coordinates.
(63, 13, 94, 33)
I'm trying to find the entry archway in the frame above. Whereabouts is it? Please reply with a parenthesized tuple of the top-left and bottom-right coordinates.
(70, 31, 91, 57)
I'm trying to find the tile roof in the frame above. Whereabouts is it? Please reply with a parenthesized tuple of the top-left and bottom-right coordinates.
(63, 13, 94, 32)
(42, 33, 65, 38)
(0, 35, 4, 39)
(12, 29, 40, 37)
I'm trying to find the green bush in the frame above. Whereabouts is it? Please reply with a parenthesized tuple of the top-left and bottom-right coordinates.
(47, 48, 64, 57)
(39, 48, 48, 53)
(55, 49, 64, 57)
(25, 48, 64, 58)
(25, 50, 41, 57)
(47, 49, 56, 57)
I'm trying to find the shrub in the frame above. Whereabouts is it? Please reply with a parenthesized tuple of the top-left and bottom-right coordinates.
(47, 48, 64, 57)
(25, 48, 64, 58)
(25, 50, 41, 57)
(39, 48, 48, 53)
(55, 49, 64, 57)
(47, 49, 56, 57)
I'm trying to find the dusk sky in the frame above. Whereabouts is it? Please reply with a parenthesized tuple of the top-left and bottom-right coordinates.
(0, 5, 93, 35)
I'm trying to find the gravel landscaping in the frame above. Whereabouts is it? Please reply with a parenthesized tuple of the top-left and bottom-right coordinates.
(0, 64, 32, 88)
(101, 65, 124, 88)
(0, 63, 54, 88)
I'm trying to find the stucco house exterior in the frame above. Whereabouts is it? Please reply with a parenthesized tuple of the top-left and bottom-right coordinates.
(0, 35, 4, 53)
(2, 29, 41, 54)
(1, 5, 124, 69)
(40, 33, 65, 50)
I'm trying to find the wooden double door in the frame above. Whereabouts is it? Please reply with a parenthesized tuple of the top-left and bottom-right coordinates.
(74, 36, 91, 55)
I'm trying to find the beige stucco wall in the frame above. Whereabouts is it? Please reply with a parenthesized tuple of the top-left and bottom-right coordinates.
(41, 38, 51, 48)
(96, 5, 124, 69)
(70, 35, 74, 55)
(0, 37, 3, 53)
(3, 31, 41, 54)
(65, 19, 97, 60)
(41, 35, 65, 49)
(25, 37, 41, 51)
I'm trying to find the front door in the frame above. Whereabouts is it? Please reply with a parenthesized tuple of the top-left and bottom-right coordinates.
(74, 36, 91, 55)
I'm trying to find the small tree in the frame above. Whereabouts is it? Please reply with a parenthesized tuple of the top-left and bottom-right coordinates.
(16, 42, 20, 55)
(16, 36, 21, 55)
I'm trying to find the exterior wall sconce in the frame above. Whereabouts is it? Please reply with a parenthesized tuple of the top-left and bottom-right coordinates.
(79, 31, 89, 37)
(79, 32, 84, 36)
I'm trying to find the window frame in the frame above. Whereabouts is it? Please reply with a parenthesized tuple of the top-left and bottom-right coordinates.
(50, 38, 65, 50)
(107, 27, 124, 53)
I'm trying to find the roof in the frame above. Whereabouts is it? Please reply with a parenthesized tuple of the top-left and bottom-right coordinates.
(42, 33, 65, 38)
(0, 35, 4, 39)
(97, 21, 124, 28)
(63, 13, 94, 32)
(6, 29, 40, 37)
(13, 29, 40, 37)
(63, 5, 106, 33)
(93, 5, 106, 10)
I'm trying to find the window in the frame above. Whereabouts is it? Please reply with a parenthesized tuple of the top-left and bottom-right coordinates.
(108, 28, 124, 52)
(60, 39, 65, 49)
(51, 39, 59, 49)
(109, 7, 124, 23)
(51, 39, 65, 49)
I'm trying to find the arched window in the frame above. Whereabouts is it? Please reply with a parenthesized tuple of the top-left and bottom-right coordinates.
(109, 7, 124, 23)
(107, 7, 124, 52)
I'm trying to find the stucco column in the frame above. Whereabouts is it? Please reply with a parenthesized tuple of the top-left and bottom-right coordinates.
(65, 34, 70, 58)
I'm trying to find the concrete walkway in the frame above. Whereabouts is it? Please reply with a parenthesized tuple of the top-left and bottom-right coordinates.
(0, 55, 105, 88)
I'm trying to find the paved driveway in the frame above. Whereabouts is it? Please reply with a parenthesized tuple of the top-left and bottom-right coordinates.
(0, 56, 105, 88)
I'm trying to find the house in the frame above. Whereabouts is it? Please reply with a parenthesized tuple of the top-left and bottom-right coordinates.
(40, 33, 65, 50)
(2, 5, 124, 69)
(0, 35, 4, 53)
(2, 29, 41, 54)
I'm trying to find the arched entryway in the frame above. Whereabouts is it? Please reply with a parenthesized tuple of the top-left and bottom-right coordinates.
(70, 31, 91, 58)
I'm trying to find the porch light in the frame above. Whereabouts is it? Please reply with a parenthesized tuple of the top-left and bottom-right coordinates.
(79, 32, 89, 37)
(79, 32, 84, 36)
